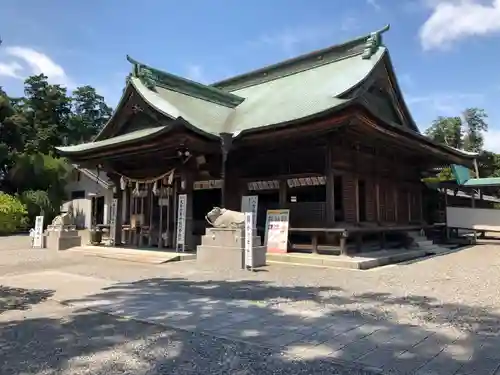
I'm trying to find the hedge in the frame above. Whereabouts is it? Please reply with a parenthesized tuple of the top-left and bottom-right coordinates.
(0, 192, 28, 235)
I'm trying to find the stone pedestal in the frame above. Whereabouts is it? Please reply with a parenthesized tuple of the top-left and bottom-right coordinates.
(46, 225, 81, 251)
(196, 227, 266, 269)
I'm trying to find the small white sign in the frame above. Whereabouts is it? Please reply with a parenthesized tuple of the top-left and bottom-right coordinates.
(241, 195, 258, 228)
(32, 215, 44, 248)
(109, 198, 117, 244)
(176, 194, 187, 252)
(244, 212, 253, 269)
(264, 209, 290, 253)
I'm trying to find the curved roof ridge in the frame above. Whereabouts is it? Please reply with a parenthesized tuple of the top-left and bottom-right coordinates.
(211, 24, 390, 92)
(126, 55, 244, 108)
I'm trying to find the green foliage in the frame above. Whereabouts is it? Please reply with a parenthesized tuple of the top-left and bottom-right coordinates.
(0, 70, 112, 229)
(463, 108, 488, 153)
(425, 116, 463, 149)
(0, 192, 27, 235)
(425, 107, 500, 180)
(68, 86, 112, 144)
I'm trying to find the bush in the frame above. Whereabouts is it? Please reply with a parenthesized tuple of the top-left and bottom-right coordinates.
(0, 192, 28, 235)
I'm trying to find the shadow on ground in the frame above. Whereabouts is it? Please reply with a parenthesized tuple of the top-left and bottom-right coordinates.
(0, 285, 54, 313)
(1, 277, 500, 374)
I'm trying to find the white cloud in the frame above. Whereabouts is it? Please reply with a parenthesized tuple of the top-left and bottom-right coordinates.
(340, 17, 359, 32)
(406, 92, 484, 116)
(484, 129, 500, 152)
(250, 24, 337, 56)
(0, 61, 23, 79)
(185, 64, 207, 84)
(0, 46, 74, 87)
(420, 0, 500, 50)
(367, 0, 381, 11)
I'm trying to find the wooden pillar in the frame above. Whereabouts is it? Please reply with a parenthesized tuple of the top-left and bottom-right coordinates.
(393, 185, 398, 223)
(172, 178, 178, 249)
(407, 190, 412, 224)
(419, 188, 423, 223)
(158, 187, 164, 249)
(355, 177, 360, 224)
(220, 132, 233, 208)
(112, 188, 123, 246)
(325, 142, 335, 226)
(375, 181, 381, 223)
(182, 169, 196, 251)
(279, 179, 287, 208)
(148, 184, 154, 246)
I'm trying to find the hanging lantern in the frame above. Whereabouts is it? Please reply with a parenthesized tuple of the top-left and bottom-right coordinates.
(120, 176, 126, 190)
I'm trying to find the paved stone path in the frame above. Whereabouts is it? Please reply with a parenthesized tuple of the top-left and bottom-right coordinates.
(3, 236, 500, 373)
(2, 269, 500, 374)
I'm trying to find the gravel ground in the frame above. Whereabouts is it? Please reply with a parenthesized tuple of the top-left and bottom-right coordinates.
(0, 298, 378, 375)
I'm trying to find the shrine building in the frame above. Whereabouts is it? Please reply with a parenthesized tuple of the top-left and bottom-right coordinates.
(56, 25, 475, 255)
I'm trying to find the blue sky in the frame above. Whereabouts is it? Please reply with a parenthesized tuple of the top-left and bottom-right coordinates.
(1, 0, 500, 151)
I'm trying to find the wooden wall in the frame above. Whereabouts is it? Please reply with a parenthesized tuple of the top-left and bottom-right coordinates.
(328, 137, 424, 225)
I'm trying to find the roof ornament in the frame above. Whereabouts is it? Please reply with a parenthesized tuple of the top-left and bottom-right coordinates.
(362, 24, 390, 60)
(137, 67, 156, 90)
(126, 55, 156, 91)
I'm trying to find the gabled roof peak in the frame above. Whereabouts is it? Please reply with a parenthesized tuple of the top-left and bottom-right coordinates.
(211, 24, 391, 92)
(126, 55, 244, 108)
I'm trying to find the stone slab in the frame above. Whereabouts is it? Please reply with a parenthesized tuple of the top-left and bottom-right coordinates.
(69, 246, 195, 264)
(46, 230, 81, 251)
(266, 249, 428, 270)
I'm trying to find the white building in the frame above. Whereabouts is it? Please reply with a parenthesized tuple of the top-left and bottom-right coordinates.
(61, 167, 114, 229)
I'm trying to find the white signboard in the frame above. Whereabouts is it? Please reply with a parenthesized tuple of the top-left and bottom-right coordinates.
(32, 215, 44, 248)
(264, 209, 290, 254)
(109, 198, 117, 244)
(241, 195, 258, 228)
(244, 212, 253, 269)
(176, 194, 187, 252)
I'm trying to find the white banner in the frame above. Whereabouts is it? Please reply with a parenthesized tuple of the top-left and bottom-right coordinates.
(241, 195, 258, 228)
(264, 209, 290, 253)
(32, 215, 44, 248)
(109, 198, 117, 244)
(244, 212, 253, 269)
(176, 194, 187, 252)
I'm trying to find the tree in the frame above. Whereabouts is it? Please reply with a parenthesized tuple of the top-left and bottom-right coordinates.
(68, 86, 112, 144)
(0, 72, 112, 231)
(424, 116, 463, 149)
(463, 107, 488, 153)
(424, 107, 500, 181)
(21, 74, 72, 154)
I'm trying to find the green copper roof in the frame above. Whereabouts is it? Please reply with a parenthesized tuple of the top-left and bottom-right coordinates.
(129, 39, 386, 135)
(463, 178, 500, 187)
(57, 126, 166, 154)
(60, 25, 448, 156)
(126, 55, 244, 108)
(131, 77, 234, 135)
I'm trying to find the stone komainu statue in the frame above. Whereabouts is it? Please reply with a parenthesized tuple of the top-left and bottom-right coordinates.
(205, 207, 245, 228)
(51, 212, 72, 227)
